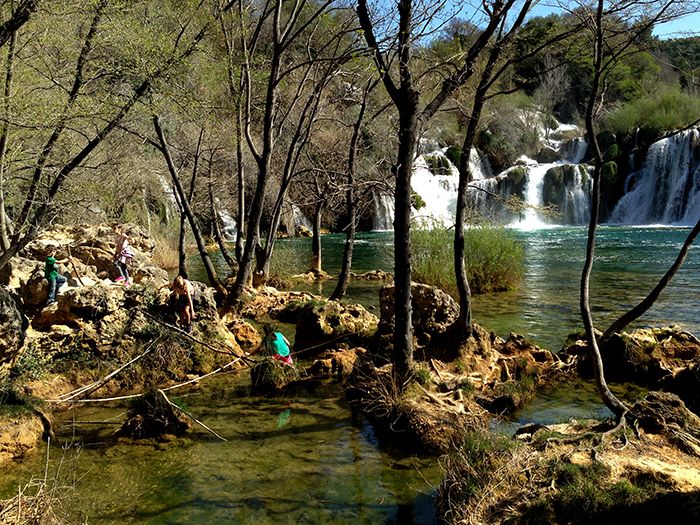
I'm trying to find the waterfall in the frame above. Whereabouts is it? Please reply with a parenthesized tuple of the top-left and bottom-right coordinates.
(215, 199, 237, 241)
(560, 137, 588, 164)
(373, 191, 394, 230)
(411, 151, 459, 228)
(609, 128, 700, 225)
(517, 160, 552, 229)
(292, 204, 312, 232)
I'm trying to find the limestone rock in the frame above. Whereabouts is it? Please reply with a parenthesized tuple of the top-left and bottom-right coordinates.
(308, 347, 366, 380)
(562, 325, 700, 386)
(535, 146, 560, 163)
(0, 257, 40, 289)
(378, 282, 459, 346)
(0, 414, 44, 464)
(292, 300, 378, 355)
(221, 315, 261, 352)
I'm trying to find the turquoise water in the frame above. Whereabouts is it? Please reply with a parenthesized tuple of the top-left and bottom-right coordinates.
(5, 226, 695, 522)
(195, 226, 700, 352)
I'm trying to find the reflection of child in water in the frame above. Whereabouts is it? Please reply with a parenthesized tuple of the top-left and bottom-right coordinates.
(263, 324, 293, 367)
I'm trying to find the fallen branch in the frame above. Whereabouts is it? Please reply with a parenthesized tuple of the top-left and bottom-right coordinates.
(143, 310, 258, 365)
(159, 388, 227, 442)
(50, 341, 158, 403)
(66, 245, 85, 286)
(66, 356, 245, 403)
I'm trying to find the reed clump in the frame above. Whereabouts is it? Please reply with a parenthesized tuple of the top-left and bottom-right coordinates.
(412, 224, 524, 296)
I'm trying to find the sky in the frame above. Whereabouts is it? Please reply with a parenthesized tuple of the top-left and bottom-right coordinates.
(528, 1, 700, 39)
(438, 1, 700, 40)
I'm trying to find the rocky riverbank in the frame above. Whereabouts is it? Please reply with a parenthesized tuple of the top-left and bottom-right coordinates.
(3, 224, 700, 525)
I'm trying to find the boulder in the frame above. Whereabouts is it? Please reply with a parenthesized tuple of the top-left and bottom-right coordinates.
(0, 414, 44, 464)
(291, 300, 378, 355)
(0, 256, 40, 289)
(308, 347, 366, 380)
(378, 282, 459, 347)
(237, 287, 318, 321)
(0, 287, 27, 381)
(221, 315, 261, 352)
(561, 325, 700, 387)
(535, 146, 560, 163)
(17, 266, 49, 306)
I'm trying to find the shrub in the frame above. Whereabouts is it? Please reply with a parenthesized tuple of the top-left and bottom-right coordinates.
(604, 89, 700, 137)
(269, 240, 309, 280)
(412, 224, 524, 296)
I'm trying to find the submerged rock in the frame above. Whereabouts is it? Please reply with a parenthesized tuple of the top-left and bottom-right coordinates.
(118, 389, 191, 439)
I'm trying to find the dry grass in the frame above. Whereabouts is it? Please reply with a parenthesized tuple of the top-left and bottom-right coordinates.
(151, 234, 179, 270)
(0, 477, 64, 525)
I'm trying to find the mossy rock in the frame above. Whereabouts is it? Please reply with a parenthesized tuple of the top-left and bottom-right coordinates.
(411, 190, 426, 210)
(445, 145, 461, 167)
(423, 153, 452, 176)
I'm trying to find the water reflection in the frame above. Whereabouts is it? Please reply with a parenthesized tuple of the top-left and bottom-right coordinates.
(0, 376, 438, 524)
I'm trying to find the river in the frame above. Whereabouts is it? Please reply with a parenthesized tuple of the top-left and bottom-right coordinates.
(251, 225, 700, 351)
(2, 226, 697, 522)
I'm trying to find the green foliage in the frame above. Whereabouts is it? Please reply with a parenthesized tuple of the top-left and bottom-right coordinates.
(10, 344, 51, 381)
(444, 146, 461, 168)
(604, 89, 700, 136)
(423, 153, 452, 176)
(522, 459, 665, 522)
(412, 364, 432, 386)
(411, 190, 426, 211)
(453, 430, 519, 499)
(412, 225, 525, 296)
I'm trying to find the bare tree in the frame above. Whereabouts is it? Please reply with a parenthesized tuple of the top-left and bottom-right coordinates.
(357, 0, 534, 384)
(572, 0, 698, 418)
(0, 0, 38, 48)
(153, 115, 227, 297)
(0, 1, 210, 270)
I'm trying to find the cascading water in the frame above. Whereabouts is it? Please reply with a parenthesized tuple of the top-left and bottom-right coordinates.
(609, 127, 700, 225)
(372, 191, 394, 230)
(216, 201, 237, 240)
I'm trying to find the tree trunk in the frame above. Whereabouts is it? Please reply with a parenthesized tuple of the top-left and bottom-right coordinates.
(153, 116, 226, 297)
(235, 97, 246, 265)
(330, 79, 371, 300)
(392, 104, 419, 384)
(579, 0, 626, 419)
(0, 30, 16, 251)
(177, 129, 203, 278)
(208, 156, 237, 271)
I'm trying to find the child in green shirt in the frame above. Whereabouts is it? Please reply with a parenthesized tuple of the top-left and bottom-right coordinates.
(45, 247, 68, 305)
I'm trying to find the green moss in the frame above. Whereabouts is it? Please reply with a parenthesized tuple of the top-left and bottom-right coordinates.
(423, 153, 452, 176)
(521, 459, 667, 523)
(0, 383, 41, 417)
(412, 364, 432, 386)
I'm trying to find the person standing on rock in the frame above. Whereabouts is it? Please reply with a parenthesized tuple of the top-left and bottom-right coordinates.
(45, 247, 69, 305)
(113, 225, 133, 286)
